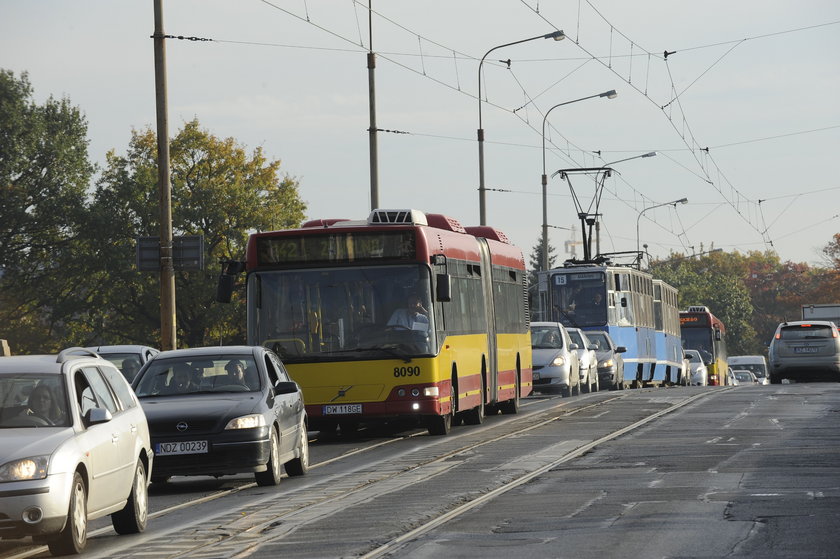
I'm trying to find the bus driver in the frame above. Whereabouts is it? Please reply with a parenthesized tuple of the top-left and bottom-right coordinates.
(388, 293, 429, 331)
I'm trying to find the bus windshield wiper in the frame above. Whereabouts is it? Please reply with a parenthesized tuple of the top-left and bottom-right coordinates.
(321, 345, 413, 363)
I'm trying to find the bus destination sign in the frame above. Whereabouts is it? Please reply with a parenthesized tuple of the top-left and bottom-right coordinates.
(256, 231, 416, 265)
(680, 313, 709, 327)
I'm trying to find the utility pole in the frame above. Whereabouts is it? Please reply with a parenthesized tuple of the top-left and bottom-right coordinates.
(152, 0, 176, 350)
(367, 2, 379, 210)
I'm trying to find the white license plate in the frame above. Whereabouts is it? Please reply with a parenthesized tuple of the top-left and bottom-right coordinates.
(794, 346, 819, 353)
(323, 404, 362, 415)
(156, 440, 208, 456)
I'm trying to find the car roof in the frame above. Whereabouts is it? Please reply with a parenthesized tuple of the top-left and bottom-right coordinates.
(728, 355, 765, 361)
(86, 344, 159, 353)
(532, 322, 564, 328)
(150, 345, 263, 360)
(778, 320, 836, 328)
(0, 349, 112, 374)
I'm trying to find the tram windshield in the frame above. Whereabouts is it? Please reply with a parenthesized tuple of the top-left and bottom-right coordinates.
(247, 265, 435, 363)
(549, 271, 607, 327)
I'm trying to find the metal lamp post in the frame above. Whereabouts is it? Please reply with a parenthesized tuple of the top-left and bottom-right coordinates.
(636, 197, 688, 268)
(540, 89, 617, 271)
(478, 30, 565, 226)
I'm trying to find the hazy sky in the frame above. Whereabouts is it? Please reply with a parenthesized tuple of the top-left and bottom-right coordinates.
(3, 1, 839, 266)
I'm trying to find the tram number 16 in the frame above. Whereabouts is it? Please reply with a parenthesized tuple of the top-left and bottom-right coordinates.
(393, 366, 421, 377)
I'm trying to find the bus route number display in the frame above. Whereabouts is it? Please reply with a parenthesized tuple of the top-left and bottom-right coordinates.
(680, 314, 709, 327)
(256, 231, 415, 265)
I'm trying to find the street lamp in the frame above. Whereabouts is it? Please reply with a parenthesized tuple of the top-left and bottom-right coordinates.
(478, 30, 566, 226)
(604, 151, 657, 167)
(541, 89, 617, 270)
(636, 197, 688, 268)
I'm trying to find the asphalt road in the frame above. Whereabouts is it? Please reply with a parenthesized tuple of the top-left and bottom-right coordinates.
(2, 383, 838, 559)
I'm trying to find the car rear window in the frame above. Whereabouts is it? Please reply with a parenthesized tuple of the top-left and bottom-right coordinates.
(779, 325, 834, 340)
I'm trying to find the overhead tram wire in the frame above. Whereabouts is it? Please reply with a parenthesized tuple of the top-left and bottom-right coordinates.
(519, 1, 776, 250)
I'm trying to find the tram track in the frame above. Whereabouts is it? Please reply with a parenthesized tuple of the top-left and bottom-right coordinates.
(1, 389, 718, 559)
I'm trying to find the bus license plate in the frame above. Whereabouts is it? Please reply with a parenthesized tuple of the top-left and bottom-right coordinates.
(156, 440, 208, 456)
(323, 404, 363, 415)
(794, 346, 819, 353)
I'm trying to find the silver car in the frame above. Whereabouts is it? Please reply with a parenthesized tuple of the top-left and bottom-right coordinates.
(684, 349, 708, 386)
(0, 348, 153, 555)
(85, 345, 160, 382)
(531, 322, 581, 397)
(567, 328, 599, 393)
(769, 320, 840, 383)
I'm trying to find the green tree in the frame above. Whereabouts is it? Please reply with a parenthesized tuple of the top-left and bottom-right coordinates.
(528, 234, 558, 287)
(77, 119, 307, 348)
(649, 251, 757, 355)
(0, 70, 95, 353)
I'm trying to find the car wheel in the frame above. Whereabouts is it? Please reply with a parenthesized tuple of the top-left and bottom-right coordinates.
(255, 427, 282, 486)
(49, 471, 87, 555)
(112, 460, 148, 535)
(581, 370, 591, 394)
(284, 419, 309, 477)
(593, 373, 599, 392)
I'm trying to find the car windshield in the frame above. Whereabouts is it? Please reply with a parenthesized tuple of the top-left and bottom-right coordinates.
(568, 330, 584, 348)
(133, 356, 261, 397)
(0, 374, 71, 428)
(585, 332, 609, 350)
(731, 363, 766, 377)
(532, 326, 564, 349)
(98, 353, 143, 381)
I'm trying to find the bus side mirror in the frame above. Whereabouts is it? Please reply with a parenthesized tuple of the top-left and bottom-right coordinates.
(715, 329, 722, 341)
(621, 297, 627, 308)
(216, 260, 245, 303)
(216, 274, 236, 303)
(436, 273, 451, 302)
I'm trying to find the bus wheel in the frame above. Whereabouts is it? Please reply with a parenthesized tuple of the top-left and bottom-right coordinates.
(499, 376, 520, 414)
(427, 382, 454, 435)
(462, 381, 485, 425)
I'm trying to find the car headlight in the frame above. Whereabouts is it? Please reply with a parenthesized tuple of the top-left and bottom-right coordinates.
(0, 456, 49, 482)
(551, 356, 565, 367)
(224, 414, 266, 430)
(599, 358, 614, 368)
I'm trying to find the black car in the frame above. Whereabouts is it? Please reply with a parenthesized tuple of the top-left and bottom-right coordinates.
(131, 346, 308, 486)
(582, 331, 626, 390)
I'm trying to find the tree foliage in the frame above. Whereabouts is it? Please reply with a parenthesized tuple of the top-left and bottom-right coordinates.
(527, 234, 558, 287)
(77, 120, 307, 348)
(0, 70, 95, 352)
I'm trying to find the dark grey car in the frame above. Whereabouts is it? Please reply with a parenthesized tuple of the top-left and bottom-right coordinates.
(132, 346, 308, 486)
(583, 331, 626, 390)
(768, 321, 840, 383)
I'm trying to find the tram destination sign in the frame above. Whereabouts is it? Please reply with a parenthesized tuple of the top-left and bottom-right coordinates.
(256, 231, 416, 265)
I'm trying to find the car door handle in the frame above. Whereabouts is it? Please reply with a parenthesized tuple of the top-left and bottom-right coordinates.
(112, 434, 120, 443)
(130, 424, 137, 433)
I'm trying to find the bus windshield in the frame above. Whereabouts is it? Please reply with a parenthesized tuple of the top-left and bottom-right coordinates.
(247, 264, 435, 362)
(681, 329, 714, 363)
(549, 272, 607, 327)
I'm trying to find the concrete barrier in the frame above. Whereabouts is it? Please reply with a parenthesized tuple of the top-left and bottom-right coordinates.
(0, 339, 10, 356)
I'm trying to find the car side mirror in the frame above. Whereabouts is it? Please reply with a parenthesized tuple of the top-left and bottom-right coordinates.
(569, 343, 579, 350)
(615, 346, 627, 353)
(274, 381, 299, 395)
(588, 343, 598, 350)
(85, 407, 113, 426)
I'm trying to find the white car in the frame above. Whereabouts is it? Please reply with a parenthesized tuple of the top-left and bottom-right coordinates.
(683, 349, 708, 386)
(567, 328, 599, 393)
(0, 348, 153, 555)
(727, 355, 769, 385)
(531, 322, 581, 397)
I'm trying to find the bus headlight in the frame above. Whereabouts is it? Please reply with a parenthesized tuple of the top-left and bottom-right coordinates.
(423, 387, 439, 397)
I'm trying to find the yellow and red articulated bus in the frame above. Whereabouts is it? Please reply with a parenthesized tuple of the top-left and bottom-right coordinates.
(679, 305, 728, 385)
(219, 209, 532, 436)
